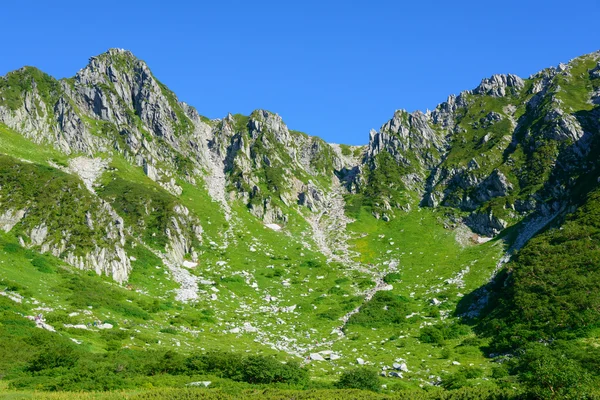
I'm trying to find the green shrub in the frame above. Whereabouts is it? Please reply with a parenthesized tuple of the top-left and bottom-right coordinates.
(383, 272, 402, 284)
(419, 326, 446, 345)
(31, 255, 55, 273)
(347, 291, 411, 327)
(26, 341, 81, 372)
(335, 367, 379, 392)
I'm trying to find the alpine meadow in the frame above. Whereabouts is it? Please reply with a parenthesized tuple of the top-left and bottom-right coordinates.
(0, 47, 600, 400)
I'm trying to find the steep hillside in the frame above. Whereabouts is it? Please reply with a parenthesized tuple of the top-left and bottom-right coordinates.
(0, 48, 599, 398)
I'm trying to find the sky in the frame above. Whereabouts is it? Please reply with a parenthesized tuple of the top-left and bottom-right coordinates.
(2, 1, 599, 145)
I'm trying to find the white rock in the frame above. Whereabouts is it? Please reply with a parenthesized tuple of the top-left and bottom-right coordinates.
(265, 223, 282, 231)
(183, 260, 198, 268)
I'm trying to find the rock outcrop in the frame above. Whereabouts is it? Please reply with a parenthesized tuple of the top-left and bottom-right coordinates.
(1, 48, 600, 285)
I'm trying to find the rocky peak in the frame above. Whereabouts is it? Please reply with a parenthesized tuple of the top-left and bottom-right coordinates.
(248, 109, 291, 145)
(370, 109, 445, 157)
(429, 91, 470, 129)
(473, 74, 525, 97)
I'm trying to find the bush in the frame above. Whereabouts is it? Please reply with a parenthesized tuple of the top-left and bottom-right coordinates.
(419, 326, 446, 345)
(441, 367, 483, 390)
(383, 272, 402, 284)
(336, 367, 379, 392)
(419, 323, 471, 345)
(185, 352, 306, 385)
(26, 341, 81, 372)
(441, 348, 453, 359)
(242, 356, 307, 385)
(347, 291, 411, 326)
(480, 189, 600, 352)
(514, 344, 593, 399)
(31, 256, 55, 273)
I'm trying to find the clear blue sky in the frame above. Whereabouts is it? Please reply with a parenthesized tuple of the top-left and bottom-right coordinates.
(2, 1, 599, 144)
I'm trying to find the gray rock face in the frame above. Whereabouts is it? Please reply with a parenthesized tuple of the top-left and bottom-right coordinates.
(543, 108, 584, 142)
(298, 183, 326, 211)
(430, 92, 470, 129)
(366, 109, 446, 188)
(465, 210, 507, 237)
(1, 47, 600, 286)
(0, 209, 26, 232)
(474, 170, 513, 203)
(473, 74, 525, 97)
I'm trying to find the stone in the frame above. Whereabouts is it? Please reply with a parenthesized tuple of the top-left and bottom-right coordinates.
(473, 74, 525, 97)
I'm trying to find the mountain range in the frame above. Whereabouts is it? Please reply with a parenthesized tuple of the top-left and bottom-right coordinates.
(0, 48, 599, 398)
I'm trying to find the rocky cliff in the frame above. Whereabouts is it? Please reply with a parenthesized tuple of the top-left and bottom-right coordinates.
(1, 48, 599, 282)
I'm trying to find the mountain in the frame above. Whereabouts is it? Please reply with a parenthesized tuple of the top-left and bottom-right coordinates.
(0, 48, 599, 398)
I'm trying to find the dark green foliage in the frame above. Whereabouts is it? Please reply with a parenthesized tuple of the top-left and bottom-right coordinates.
(241, 356, 307, 385)
(481, 189, 600, 352)
(383, 272, 402, 284)
(3, 333, 308, 392)
(31, 255, 55, 273)
(362, 151, 408, 216)
(26, 341, 81, 372)
(419, 325, 446, 345)
(347, 291, 411, 327)
(300, 260, 322, 269)
(0, 155, 109, 254)
(98, 176, 198, 251)
(441, 366, 484, 390)
(185, 351, 307, 386)
(335, 367, 380, 392)
(511, 343, 596, 399)
(317, 308, 341, 320)
(419, 323, 471, 345)
(440, 348, 453, 359)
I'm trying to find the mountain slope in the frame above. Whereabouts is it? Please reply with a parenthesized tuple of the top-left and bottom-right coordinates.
(0, 48, 599, 396)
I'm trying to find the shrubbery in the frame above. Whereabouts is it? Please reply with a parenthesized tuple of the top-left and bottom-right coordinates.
(419, 323, 470, 345)
(347, 291, 411, 327)
(336, 367, 380, 392)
